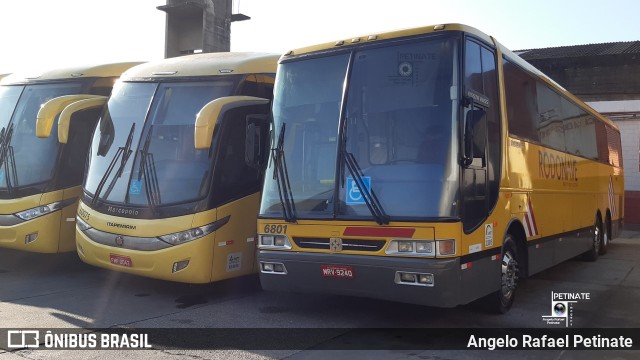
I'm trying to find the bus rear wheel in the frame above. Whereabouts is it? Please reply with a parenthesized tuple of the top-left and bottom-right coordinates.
(583, 217, 601, 262)
(599, 218, 609, 255)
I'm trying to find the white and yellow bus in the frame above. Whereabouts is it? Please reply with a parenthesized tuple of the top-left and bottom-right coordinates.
(0, 63, 139, 253)
(75, 52, 278, 283)
(257, 24, 623, 312)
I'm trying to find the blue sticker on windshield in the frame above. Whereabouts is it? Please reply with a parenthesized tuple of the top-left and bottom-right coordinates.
(346, 176, 371, 205)
(129, 179, 142, 195)
(0, 169, 4, 184)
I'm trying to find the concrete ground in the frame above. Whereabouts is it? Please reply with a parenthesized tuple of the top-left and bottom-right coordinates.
(0, 231, 639, 359)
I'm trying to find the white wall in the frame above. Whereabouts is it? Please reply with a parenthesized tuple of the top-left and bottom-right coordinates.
(616, 120, 640, 192)
(587, 100, 640, 192)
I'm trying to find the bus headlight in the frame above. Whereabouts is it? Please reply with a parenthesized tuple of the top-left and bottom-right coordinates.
(15, 201, 64, 221)
(258, 234, 291, 249)
(386, 239, 453, 257)
(397, 240, 414, 252)
(159, 223, 216, 245)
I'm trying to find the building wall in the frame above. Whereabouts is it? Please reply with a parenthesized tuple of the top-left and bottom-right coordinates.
(616, 119, 640, 225)
(589, 101, 640, 225)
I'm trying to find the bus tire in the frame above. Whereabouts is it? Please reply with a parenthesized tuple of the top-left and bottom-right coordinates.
(479, 235, 519, 314)
(599, 217, 609, 255)
(583, 217, 601, 262)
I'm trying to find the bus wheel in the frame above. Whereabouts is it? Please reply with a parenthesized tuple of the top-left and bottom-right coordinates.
(479, 235, 519, 314)
(599, 218, 609, 255)
(583, 217, 601, 262)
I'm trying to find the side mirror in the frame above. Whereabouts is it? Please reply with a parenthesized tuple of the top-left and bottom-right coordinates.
(36, 95, 105, 139)
(462, 106, 486, 167)
(57, 97, 107, 143)
(194, 96, 269, 150)
(245, 115, 268, 168)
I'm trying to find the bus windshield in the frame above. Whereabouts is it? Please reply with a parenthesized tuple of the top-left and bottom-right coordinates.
(260, 36, 461, 220)
(0, 82, 84, 193)
(84, 79, 238, 207)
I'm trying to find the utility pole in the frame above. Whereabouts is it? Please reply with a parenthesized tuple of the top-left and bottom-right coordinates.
(157, 0, 250, 58)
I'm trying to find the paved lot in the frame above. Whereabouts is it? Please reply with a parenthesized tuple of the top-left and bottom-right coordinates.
(1, 231, 640, 359)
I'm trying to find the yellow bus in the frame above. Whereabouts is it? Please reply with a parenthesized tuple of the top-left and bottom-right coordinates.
(257, 24, 623, 312)
(75, 52, 278, 283)
(0, 63, 139, 253)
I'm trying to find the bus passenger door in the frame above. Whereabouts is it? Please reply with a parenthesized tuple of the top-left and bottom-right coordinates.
(209, 105, 270, 281)
(56, 107, 102, 251)
(461, 39, 500, 234)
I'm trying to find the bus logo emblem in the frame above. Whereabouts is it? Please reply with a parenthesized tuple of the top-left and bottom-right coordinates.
(329, 238, 343, 252)
(115, 235, 124, 247)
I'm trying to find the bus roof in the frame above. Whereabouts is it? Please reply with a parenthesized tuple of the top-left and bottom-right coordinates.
(283, 23, 619, 131)
(282, 23, 493, 57)
(120, 52, 279, 80)
(0, 62, 142, 85)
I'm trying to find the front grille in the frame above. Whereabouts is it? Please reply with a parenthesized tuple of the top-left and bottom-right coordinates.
(293, 237, 386, 252)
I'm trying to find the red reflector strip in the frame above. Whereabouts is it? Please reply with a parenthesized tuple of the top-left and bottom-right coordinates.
(491, 254, 501, 261)
(461, 262, 472, 270)
(343, 227, 415, 238)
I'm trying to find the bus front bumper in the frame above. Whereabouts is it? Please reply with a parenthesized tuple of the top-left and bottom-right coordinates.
(258, 250, 463, 308)
(76, 228, 215, 284)
(0, 212, 63, 253)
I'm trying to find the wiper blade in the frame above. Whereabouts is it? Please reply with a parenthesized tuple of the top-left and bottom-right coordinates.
(0, 125, 18, 193)
(271, 123, 296, 223)
(136, 126, 161, 212)
(90, 123, 136, 207)
(342, 150, 389, 225)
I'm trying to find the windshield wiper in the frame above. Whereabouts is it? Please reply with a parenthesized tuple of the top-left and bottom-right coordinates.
(271, 123, 296, 223)
(0, 125, 18, 193)
(90, 123, 136, 207)
(136, 125, 161, 213)
(340, 143, 389, 225)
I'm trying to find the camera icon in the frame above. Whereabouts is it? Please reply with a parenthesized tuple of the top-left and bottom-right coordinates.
(553, 302, 567, 316)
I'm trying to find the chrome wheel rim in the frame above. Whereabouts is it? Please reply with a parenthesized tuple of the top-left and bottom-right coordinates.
(501, 250, 518, 299)
(594, 224, 601, 250)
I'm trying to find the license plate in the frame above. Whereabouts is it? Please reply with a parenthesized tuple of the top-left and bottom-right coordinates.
(321, 265, 354, 278)
(109, 254, 132, 267)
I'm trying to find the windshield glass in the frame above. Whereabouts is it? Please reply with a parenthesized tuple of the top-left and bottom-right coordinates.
(0, 82, 83, 190)
(85, 79, 237, 206)
(260, 36, 460, 220)
(0, 85, 23, 130)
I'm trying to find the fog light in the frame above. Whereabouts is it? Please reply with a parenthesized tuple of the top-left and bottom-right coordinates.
(418, 273, 434, 285)
(400, 272, 417, 283)
(172, 260, 190, 273)
(25, 232, 38, 244)
(395, 271, 434, 287)
(398, 241, 413, 252)
(261, 262, 287, 274)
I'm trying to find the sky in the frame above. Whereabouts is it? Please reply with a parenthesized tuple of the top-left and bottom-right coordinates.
(1, 0, 640, 74)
